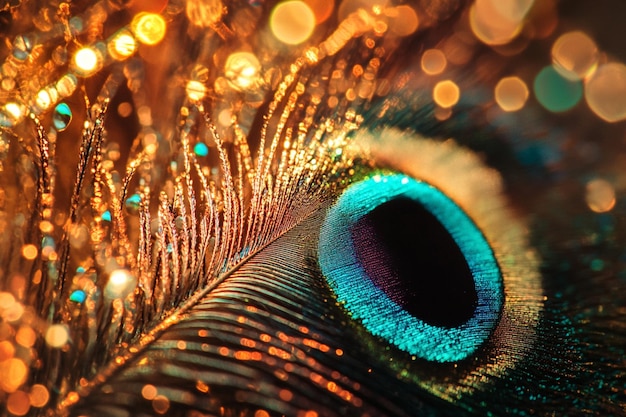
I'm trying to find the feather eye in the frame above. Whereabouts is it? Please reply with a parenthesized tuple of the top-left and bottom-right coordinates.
(318, 173, 504, 363)
(314, 130, 545, 407)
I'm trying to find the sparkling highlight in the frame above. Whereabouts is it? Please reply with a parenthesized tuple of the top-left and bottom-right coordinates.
(73, 46, 102, 77)
(131, 13, 167, 46)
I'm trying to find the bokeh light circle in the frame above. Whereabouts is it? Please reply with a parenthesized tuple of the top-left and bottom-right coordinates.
(270, 1, 316, 45)
(585, 179, 616, 213)
(108, 29, 137, 61)
(469, 0, 534, 46)
(225, 52, 262, 91)
(421, 49, 447, 76)
(186, 80, 206, 101)
(131, 13, 167, 46)
(584, 62, 626, 122)
(495, 76, 529, 112)
(533, 65, 582, 112)
(433, 80, 460, 108)
(551, 31, 599, 81)
(387, 5, 419, 37)
(73, 46, 102, 77)
(305, 0, 334, 24)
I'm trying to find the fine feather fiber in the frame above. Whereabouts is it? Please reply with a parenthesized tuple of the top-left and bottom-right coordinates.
(0, 1, 626, 417)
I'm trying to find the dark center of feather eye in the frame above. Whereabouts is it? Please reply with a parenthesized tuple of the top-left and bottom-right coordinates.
(350, 197, 478, 328)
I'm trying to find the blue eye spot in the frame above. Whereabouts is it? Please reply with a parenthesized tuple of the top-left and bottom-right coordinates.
(318, 174, 503, 363)
(52, 102, 73, 131)
(101, 210, 112, 222)
(194, 142, 209, 157)
(125, 193, 142, 213)
(69, 290, 86, 303)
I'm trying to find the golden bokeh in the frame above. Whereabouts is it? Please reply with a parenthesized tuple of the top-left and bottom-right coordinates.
(186, 0, 224, 28)
(0, 340, 15, 361)
(152, 394, 170, 414)
(0, 358, 28, 392)
(270, 1, 316, 45)
(141, 384, 158, 400)
(56, 74, 78, 97)
(224, 52, 261, 91)
(552, 31, 599, 81)
(2, 101, 26, 126)
(585, 179, 616, 213)
(15, 326, 37, 348)
(279, 389, 294, 401)
(470, 0, 534, 45)
(117, 102, 133, 118)
(73, 46, 102, 77)
(39, 220, 54, 234)
(108, 29, 137, 61)
(35, 89, 55, 112)
(433, 80, 460, 108)
(304, 0, 335, 24)
(495, 76, 529, 112)
(434, 106, 452, 121)
(131, 13, 167, 46)
(0, 291, 15, 309)
(105, 269, 137, 299)
(28, 384, 50, 408)
(21, 244, 38, 261)
(44, 324, 69, 348)
(584, 62, 626, 123)
(7, 390, 30, 416)
(421, 49, 447, 76)
(217, 108, 233, 127)
(186, 80, 207, 101)
(386, 5, 419, 37)
(1, 297, 24, 322)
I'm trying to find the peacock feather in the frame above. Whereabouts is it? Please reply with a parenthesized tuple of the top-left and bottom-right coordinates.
(0, 0, 625, 416)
